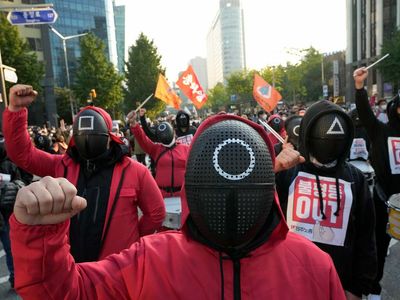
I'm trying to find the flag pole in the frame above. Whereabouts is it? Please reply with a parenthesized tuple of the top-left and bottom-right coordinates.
(135, 93, 153, 113)
(258, 119, 285, 144)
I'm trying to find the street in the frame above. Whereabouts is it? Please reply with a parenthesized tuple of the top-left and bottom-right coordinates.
(0, 239, 399, 299)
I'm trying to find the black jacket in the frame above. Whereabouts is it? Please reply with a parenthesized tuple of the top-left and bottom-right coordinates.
(276, 100, 377, 297)
(356, 88, 400, 197)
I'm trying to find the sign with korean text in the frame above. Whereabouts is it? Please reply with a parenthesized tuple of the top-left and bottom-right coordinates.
(349, 138, 368, 160)
(287, 172, 353, 246)
(388, 137, 400, 174)
(176, 134, 193, 145)
(7, 8, 58, 25)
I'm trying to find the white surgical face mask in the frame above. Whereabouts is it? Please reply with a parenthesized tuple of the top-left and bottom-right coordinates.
(380, 104, 387, 111)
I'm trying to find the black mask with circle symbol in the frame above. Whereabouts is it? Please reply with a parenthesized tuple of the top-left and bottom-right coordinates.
(185, 120, 275, 250)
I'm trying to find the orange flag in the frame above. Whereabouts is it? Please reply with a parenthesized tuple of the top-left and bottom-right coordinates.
(253, 74, 282, 112)
(155, 74, 182, 109)
(176, 65, 207, 109)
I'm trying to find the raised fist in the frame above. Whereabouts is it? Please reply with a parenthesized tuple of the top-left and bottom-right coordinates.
(274, 148, 305, 173)
(14, 176, 86, 225)
(353, 67, 368, 90)
(9, 84, 38, 112)
(126, 110, 137, 127)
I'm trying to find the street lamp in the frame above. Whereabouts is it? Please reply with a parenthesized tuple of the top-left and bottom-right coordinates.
(49, 25, 88, 120)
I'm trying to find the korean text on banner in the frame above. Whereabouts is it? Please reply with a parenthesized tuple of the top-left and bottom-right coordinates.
(155, 74, 182, 110)
(176, 65, 207, 109)
(253, 74, 282, 112)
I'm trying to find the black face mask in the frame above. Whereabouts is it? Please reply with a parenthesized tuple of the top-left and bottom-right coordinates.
(156, 122, 175, 147)
(177, 114, 189, 128)
(269, 117, 283, 132)
(73, 110, 109, 160)
(285, 116, 302, 148)
(185, 120, 275, 251)
(308, 114, 350, 164)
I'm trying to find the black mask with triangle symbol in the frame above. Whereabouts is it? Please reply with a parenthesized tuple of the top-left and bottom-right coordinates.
(308, 114, 350, 164)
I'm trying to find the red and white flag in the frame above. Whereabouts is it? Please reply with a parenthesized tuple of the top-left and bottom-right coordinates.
(176, 65, 207, 109)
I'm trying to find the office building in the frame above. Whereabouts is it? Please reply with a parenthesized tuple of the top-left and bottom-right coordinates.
(113, 1, 125, 74)
(207, 0, 246, 88)
(189, 56, 208, 91)
(346, 0, 399, 101)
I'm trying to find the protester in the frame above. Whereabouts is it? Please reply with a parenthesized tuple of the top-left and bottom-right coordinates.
(128, 109, 189, 199)
(375, 99, 388, 124)
(347, 108, 370, 161)
(175, 110, 197, 145)
(274, 115, 302, 155)
(0, 134, 31, 289)
(275, 100, 377, 299)
(51, 134, 68, 155)
(256, 109, 268, 130)
(10, 114, 345, 300)
(3, 84, 165, 262)
(267, 114, 286, 146)
(353, 67, 400, 300)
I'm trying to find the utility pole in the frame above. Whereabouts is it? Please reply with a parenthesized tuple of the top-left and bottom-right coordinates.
(49, 25, 88, 120)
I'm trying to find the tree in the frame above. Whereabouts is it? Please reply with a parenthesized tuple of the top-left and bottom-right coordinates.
(206, 83, 230, 111)
(54, 87, 74, 123)
(125, 33, 166, 115)
(282, 62, 306, 104)
(379, 30, 400, 91)
(226, 70, 255, 109)
(73, 33, 124, 115)
(299, 47, 326, 102)
(0, 14, 44, 92)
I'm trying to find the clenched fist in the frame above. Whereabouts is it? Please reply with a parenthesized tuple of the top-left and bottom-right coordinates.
(274, 147, 305, 173)
(14, 177, 87, 225)
(9, 84, 38, 112)
(127, 110, 137, 127)
(353, 67, 368, 90)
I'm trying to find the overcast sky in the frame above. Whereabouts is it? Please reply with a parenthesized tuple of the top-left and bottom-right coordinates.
(118, 0, 346, 80)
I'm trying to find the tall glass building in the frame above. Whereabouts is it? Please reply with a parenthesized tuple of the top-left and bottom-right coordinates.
(42, 0, 118, 88)
(207, 0, 246, 88)
(113, 1, 125, 74)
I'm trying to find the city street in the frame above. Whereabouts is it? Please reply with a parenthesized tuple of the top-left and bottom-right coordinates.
(0, 238, 399, 299)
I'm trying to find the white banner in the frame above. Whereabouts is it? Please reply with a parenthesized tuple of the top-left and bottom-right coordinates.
(287, 171, 353, 246)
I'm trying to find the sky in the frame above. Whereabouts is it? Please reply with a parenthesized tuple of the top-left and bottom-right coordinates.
(118, 0, 347, 81)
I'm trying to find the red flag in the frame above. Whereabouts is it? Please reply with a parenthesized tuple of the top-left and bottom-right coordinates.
(253, 74, 282, 112)
(176, 65, 207, 109)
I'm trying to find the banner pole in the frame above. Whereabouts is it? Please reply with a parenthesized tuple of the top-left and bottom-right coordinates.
(135, 93, 153, 113)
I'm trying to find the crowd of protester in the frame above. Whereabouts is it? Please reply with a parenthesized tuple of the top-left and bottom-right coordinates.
(0, 66, 399, 299)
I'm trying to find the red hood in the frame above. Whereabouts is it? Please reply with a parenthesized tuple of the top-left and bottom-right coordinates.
(180, 113, 288, 234)
(68, 106, 123, 147)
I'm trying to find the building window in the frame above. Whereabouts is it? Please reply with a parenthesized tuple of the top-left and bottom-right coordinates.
(27, 38, 42, 51)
